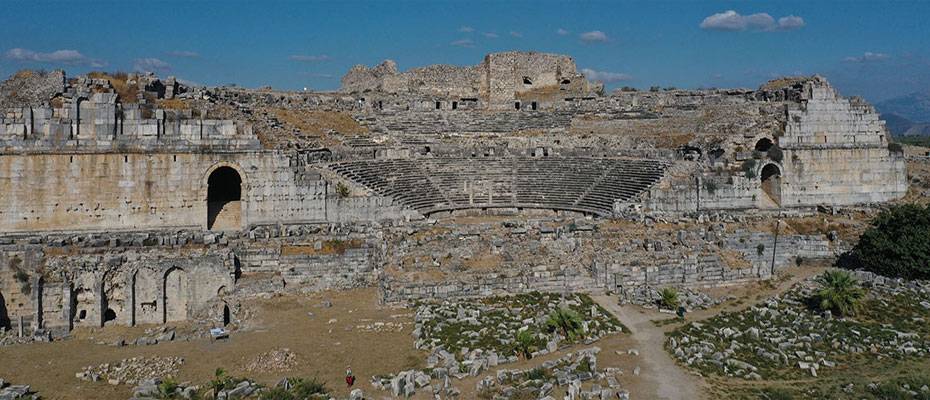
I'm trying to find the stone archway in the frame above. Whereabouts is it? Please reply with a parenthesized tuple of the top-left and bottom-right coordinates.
(163, 267, 189, 323)
(755, 137, 774, 153)
(207, 166, 243, 231)
(0, 290, 10, 330)
(132, 268, 159, 325)
(760, 163, 782, 206)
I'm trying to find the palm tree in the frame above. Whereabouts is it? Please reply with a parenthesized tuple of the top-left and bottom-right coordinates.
(515, 330, 536, 359)
(816, 270, 866, 317)
(546, 308, 584, 340)
(658, 287, 680, 310)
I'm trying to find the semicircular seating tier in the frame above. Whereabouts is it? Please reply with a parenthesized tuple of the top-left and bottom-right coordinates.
(326, 157, 668, 216)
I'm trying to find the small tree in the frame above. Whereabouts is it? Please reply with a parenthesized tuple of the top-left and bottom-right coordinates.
(658, 287, 679, 310)
(545, 308, 584, 341)
(815, 270, 865, 317)
(767, 145, 784, 162)
(335, 182, 350, 199)
(844, 204, 930, 279)
(742, 159, 757, 179)
(515, 330, 536, 359)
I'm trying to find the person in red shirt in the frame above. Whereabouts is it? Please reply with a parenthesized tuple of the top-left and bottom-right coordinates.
(345, 367, 356, 388)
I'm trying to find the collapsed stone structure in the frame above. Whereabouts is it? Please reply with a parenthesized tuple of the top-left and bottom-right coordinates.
(0, 51, 908, 337)
(341, 51, 601, 110)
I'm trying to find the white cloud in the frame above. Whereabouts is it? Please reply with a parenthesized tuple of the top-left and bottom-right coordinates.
(4, 48, 106, 67)
(450, 39, 475, 48)
(510, 31, 523, 38)
(581, 68, 632, 83)
(133, 58, 171, 73)
(289, 54, 331, 62)
(700, 10, 805, 32)
(166, 50, 199, 58)
(482, 32, 499, 38)
(844, 52, 891, 63)
(458, 26, 474, 33)
(579, 30, 608, 43)
(557, 28, 570, 36)
(777, 15, 806, 30)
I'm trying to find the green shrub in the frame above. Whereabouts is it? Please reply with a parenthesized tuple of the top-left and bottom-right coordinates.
(757, 244, 766, 256)
(758, 387, 794, 400)
(843, 204, 930, 279)
(525, 367, 551, 381)
(258, 387, 294, 400)
(515, 330, 537, 359)
(742, 159, 757, 179)
(703, 179, 719, 194)
(658, 287, 679, 310)
(335, 182, 350, 198)
(888, 142, 904, 154)
(545, 308, 584, 340)
(290, 377, 328, 398)
(767, 145, 784, 162)
(815, 270, 865, 317)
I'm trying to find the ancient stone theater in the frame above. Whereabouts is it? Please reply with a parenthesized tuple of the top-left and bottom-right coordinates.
(0, 51, 907, 335)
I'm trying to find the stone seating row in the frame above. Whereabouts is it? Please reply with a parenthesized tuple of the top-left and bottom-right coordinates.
(328, 157, 667, 216)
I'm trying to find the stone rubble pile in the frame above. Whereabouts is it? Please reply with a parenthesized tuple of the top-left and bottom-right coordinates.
(76, 356, 185, 386)
(129, 378, 200, 400)
(620, 285, 727, 310)
(477, 347, 631, 400)
(668, 271, 930, 380)
(413, 293, 622, 369)
(0, 378, 38, 400)
(244, 348, 298, 373)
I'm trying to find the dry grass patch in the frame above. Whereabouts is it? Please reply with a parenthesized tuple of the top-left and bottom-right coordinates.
(271, 109, 368, 136)
(87, 71, 139, 103)
(280, 239, 364, 256)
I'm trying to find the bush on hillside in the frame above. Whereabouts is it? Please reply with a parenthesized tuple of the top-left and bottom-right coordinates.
(842, 204, 930, 279)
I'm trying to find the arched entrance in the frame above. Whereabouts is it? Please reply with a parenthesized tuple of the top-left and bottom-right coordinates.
(132, 269, 159, 325)
(223, 303, 231, 326)
(163, 267, 189, 323)
(0, 290, 10, 330)
(755, 138, 773, 153)
(760, 163, 782, 206)
(207, 166, 242, 231)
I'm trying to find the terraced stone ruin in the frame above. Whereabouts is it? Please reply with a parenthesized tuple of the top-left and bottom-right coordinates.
(0, 52, 907, 336)
(0, 50, 923, 400)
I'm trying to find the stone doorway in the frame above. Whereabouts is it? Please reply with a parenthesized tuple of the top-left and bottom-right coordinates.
(207, 167, 242, 231)
(760, 163, 782, 206)
(163, 267, 189, 323)
(0, 290, 10, 330)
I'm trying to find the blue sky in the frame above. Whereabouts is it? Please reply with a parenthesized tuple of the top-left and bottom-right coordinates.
(1, 0, 929, 102)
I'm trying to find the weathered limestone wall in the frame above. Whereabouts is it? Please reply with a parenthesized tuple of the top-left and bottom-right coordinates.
(780, 147, 907, 205)
(0, 241, 234, 333)
(0, 150, 416, 233)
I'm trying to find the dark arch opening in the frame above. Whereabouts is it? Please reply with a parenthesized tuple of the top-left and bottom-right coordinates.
(760, 163, 782, 206)
(0, 291, 10, 330)
(223, 304, 231, 326)
(755, 138, 774, 152)
(78, 310, 87, 320)
(104, 308, 117, 323)
(761, 164, 781, 181)
(207, 167, 242, 230)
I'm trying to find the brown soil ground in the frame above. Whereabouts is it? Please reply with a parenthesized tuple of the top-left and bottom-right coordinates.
(0, 288, 423, 400)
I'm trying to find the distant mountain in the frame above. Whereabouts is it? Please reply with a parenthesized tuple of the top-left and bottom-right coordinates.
(881, 113, 915, 136)
(876, 92, 930, 124)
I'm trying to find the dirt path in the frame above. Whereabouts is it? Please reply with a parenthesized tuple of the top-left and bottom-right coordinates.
(593, 295, 705, 400)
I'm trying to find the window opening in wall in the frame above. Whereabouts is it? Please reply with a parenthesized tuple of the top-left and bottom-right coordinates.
(78, 310, 87, 320)
(515, 102, 521, 110)
(523, 76, 533, 85)
(452, 101, 458, 110)
(223, 304, 231, 326)
(435, 101, 441, 110)
(104, 308, 117, 323)
(124, 155, 128, 163)
(173, 155, 177, 162)
(531, 101, 538, 111)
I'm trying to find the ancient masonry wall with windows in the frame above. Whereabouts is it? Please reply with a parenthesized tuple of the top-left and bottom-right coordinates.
(0, 56, 909, 335)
